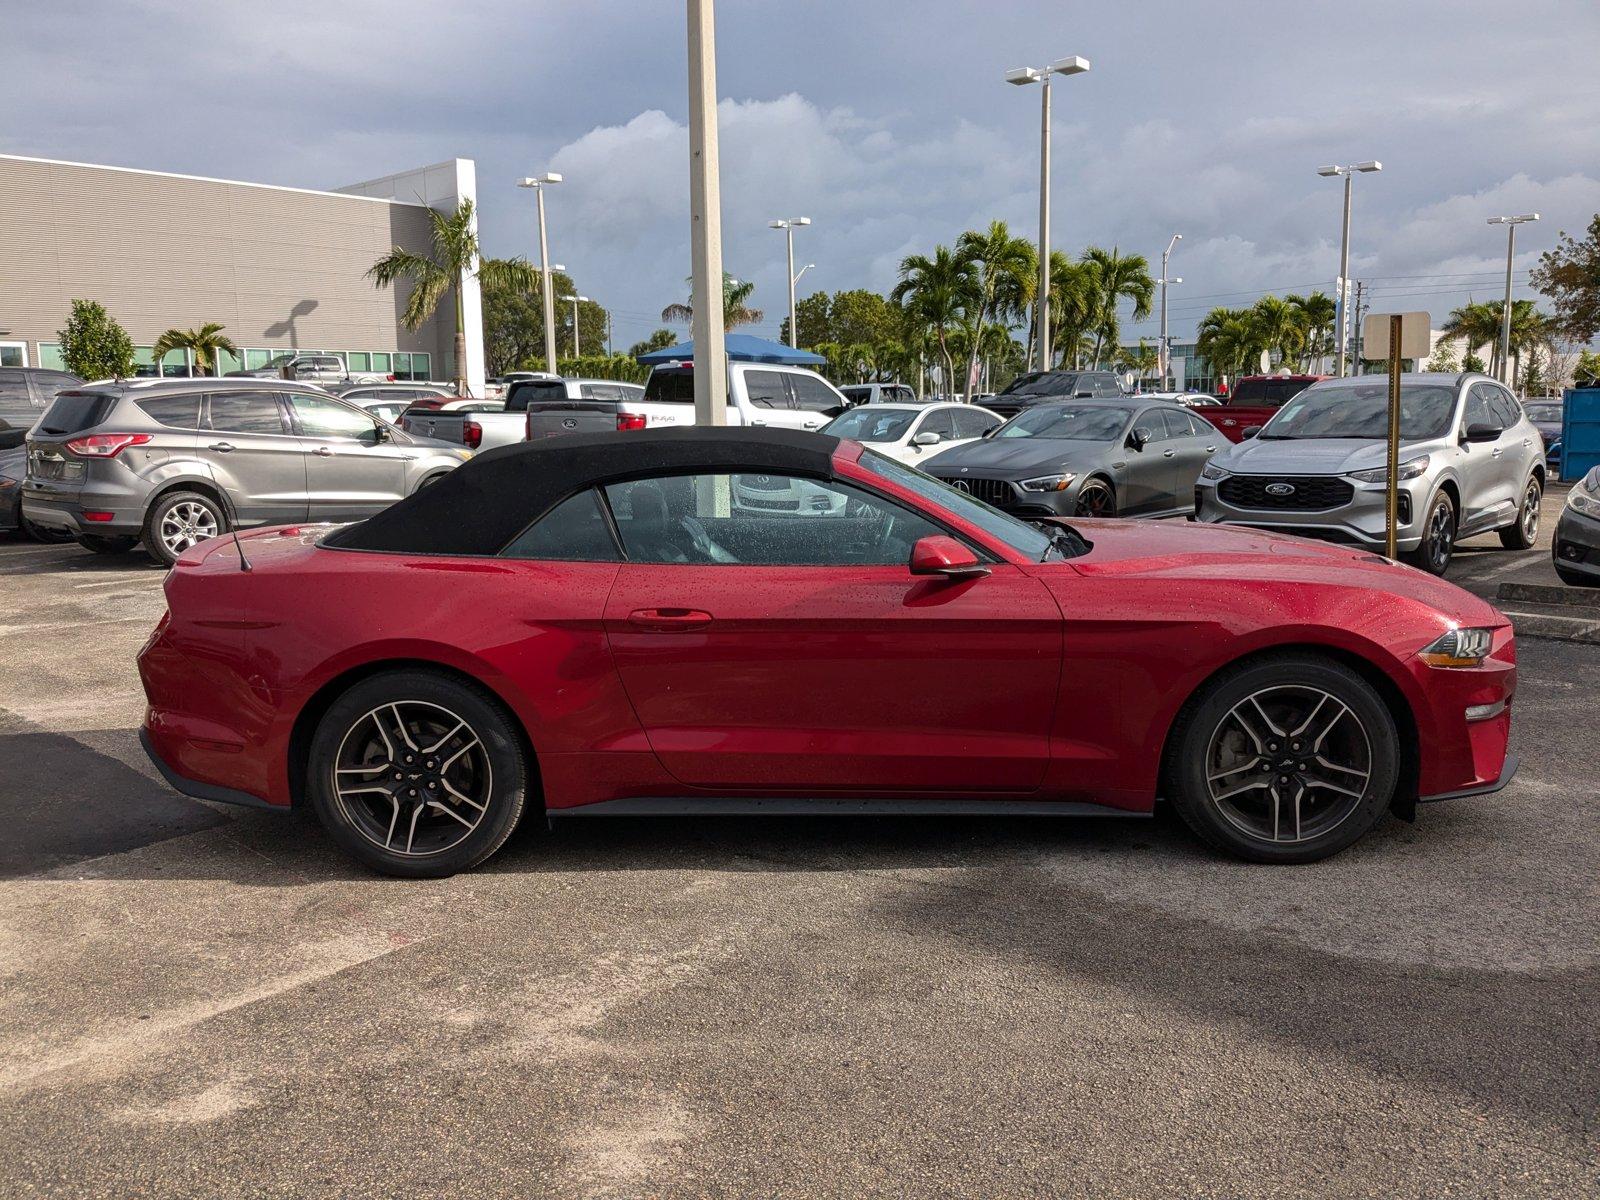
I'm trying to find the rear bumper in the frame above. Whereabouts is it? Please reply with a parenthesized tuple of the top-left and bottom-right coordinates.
(21, 491, 145, 536)
(139, 727, 284, 810)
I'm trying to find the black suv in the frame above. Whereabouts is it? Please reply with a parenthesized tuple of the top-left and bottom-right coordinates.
(985, 370, 1123, 419)
(0, 367, 84, 449)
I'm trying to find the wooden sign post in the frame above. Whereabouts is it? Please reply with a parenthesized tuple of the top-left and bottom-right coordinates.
(1361, 311, 1431, 559)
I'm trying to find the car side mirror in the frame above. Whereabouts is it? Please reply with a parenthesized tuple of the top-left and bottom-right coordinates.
(909, 535, 989, 580)
(912, 431, 942, 446)
(1241, 426, 1260, 440)
(1463, 422, 1500, 444)
(980, 425, 997, 438)
(1128, 427, 1152, 450)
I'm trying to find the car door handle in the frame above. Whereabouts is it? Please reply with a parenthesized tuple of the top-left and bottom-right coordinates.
(627, 607, 713, 632)
(749, 419, 768, 427)
(314, 446, 334, 457)
(208, 441, 235, 453)
(1490, 447, 1503, 457)
(1163, 448, 1176, 458)
(1205, 446, 1217, 453)
(802, 421, 820, 430)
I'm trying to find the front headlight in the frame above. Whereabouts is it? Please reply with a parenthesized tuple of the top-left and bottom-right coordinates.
(1349, 455, 1429, 484)
(1019, 473, 1075, 492)
(1567, 470, 1600, 518)
(1200, 463, 1231, 481)
(1418, 627, 1494, 668)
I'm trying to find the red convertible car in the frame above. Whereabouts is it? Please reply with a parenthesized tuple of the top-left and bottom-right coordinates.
(138, 428, 1517, 877)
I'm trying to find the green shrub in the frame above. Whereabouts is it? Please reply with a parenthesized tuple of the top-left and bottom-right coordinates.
(57, 299, 136, 380)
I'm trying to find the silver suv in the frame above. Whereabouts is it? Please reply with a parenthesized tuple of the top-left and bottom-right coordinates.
(21, 379, 472, 566)
(1195, 373, 1545, 574)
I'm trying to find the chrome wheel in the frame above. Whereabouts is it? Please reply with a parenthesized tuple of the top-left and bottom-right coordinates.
(159, 500, 219, 555)
(332, 700, 493, 858)
(1204, 685, 1372, 845)
(1522, 482, 1540, 541)
(1423, 496, 1454, 571)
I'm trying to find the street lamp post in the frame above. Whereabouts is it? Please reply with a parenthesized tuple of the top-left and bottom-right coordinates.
(561, 295, 590, 357)
(516, 173, 563, 375)
(1316, 160, 1381, 377)
(1488, 214, 1539, 387)
(1158, 233, 1182, 388)
(687, 0, 728, 427)
(769, 217, 812, 348)
(1006, 55, 1090, 373)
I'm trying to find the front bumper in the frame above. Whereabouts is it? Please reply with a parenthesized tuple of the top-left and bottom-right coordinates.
(1195, 474, 1429, 549)
(1552, 503, 1600, 585)
(926, 473, 1079, 517)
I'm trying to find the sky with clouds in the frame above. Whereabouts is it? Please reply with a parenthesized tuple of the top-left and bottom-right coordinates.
(7, 0, 1600, 350)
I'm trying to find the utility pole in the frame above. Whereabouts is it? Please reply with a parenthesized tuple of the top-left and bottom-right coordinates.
(687, 0, 728, 426)
(1158, 233, 1182, 388)
(1351, 281, 1365, 372)
(1489, 214, 1539, 388)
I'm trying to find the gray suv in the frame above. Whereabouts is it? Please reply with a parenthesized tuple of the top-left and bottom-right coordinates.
(21, 379, 472, 565)
(1195, 373, 1545, 574)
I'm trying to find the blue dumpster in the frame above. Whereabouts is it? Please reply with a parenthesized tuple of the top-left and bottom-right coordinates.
(1560, 386, 1600, 482)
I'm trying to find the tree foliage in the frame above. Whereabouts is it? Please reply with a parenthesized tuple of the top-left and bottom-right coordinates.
(1531, 212, 1600, 343)
(661, 274, 763, 328)
(151, 323, 238, 376)
(627, 329, 678, 357)
(56, 299, 135, 380)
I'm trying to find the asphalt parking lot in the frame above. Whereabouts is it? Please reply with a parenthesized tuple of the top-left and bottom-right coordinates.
(1, 518, 1596, 1198)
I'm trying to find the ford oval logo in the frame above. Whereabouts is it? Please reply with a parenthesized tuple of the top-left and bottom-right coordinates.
(1265, 482, 1297, 497)
(561, 417, 578, 429)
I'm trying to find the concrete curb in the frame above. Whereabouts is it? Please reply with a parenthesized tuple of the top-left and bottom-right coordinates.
(1498, 581, 1600, 610)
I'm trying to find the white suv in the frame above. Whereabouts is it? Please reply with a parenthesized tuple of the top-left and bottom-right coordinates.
(619, 363, 848, 432)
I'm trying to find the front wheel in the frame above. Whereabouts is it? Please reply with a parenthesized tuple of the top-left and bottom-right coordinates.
(1075, 479, 1116, 518)
(307, 670, 530, 878)
(1498, 476, 1542, 549)
(1405, 490, 1455, 575)
(1165, 653, 1400, 864)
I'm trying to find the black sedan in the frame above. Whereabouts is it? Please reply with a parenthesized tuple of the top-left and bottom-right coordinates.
(1554, 466, 1600, 587)
(920, 400, 1220, 519)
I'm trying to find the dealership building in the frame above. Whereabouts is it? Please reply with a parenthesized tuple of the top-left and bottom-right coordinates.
(0, 153, 486, 394)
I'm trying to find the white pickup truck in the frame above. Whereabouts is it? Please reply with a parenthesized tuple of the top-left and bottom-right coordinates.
(617, 363, 850, 432)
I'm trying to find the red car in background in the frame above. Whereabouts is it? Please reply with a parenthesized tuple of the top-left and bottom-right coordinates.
(1210, 374, 1329, 442)
(138, 428, 1516, 877)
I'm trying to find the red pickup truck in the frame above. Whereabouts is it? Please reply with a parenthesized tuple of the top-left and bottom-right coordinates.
(1208, 374, 1328, 442)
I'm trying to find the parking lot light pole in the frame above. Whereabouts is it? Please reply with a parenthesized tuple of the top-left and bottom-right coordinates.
(769, 217, 811, 347)
(1317, 160, 1381, 377)
(516, 174, 563, 375)
(1488, 214, 1539, 387)
(1006, 55, 1090, 373)
(687, 0, 728, 427)
(1159, 233, 1182, 388)
(561, 295, 589, 358)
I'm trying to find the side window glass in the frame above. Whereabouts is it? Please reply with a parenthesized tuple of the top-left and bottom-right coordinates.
(1464, 386, 1496, 433)
(136, 396, 201, 429)
(603, 473, 946, 566)
(954, 409, 997, 439)
(789, 373, 845, 413)
(290, 393, 379, 439)
(1489, 389, 1522, 429)
(501, 489, 620, 561)
(1186, 412, 1215, 438)
(207, 393, 286, 434)
(744, 371, 788, 410)
(1139, 410, 1175, 442)
(920, 409, 958, 439)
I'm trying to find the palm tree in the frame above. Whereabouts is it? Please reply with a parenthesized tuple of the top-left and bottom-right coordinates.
(368, 197, 536, 395)
(1286, 292, 1336, 370)
(1249, 295, 1306, 370)
(955, 221, 1035, 399)
(1083, 246, 1154, 368)
(892, 246, 972, 398)
(660, 274, 764, 328)
(1117, 339, 1159, 384)
(1048, 252, 1098, 369)
(151, 323, 238, 377)
(1196, 306, 1267, 384)
(1441, 302, 1501, 376)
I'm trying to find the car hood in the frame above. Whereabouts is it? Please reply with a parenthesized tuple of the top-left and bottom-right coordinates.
(1215, 436, 1437, 475)
(922, 437, 1115, 475)
(1056, 516, 1504, 623)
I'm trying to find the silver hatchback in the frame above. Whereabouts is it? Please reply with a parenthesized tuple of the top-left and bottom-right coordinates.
(21, 379, 472, 566)
(1195, 373, 1545, 574)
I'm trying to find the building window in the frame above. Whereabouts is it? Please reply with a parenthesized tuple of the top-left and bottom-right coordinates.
(371, 352, 391, 374)
(394, 352, 412, 380)
(246, 348, 274, 371)
(412, 352, 431, 380)
(1, 342, 29, 367)
(39, 343, 69, 371)
(215, 347, 244, 375)
(348, 352, 371, 372)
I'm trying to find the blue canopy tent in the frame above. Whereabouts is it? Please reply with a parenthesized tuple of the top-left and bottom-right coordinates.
(635, 334, 826, 366)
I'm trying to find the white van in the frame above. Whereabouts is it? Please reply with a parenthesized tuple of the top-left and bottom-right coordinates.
(618, 363, 849, 432)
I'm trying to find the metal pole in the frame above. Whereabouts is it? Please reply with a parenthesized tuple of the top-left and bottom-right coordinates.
(536, 188, 557, 376)
(1159, 245, 1171, 387)
(786, 223, 797, 348)
(1035, 72, 1052, 372)
(570, 297, 581, 358)
(1499, 223, 1516, 387)
(687, 0, 728, 426)
(1384, 314, 1402, 560)
(1351, 280, 1365, 371)
(1335, 171, 1353, 377)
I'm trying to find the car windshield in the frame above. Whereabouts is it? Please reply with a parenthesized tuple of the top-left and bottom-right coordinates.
(1260, 384, 1457, 440)
(997, 371, 1081, 397)
(823, 408, 917, 442)
(857, 450, 1059, 560)
(1525, 403, 1562, 423)
(996, 405, 1130, 441)
(264, 354, 295, 368)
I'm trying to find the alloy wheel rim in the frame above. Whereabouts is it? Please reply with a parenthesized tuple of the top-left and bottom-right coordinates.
(332, 700, 493, 858)
(159, 501, 219, 555)
(1523, 484, 1540, 540)
(1204, 684, 1372, 845)
(1077, 486, 1111, 517)
(1428, 501, 1453, 569)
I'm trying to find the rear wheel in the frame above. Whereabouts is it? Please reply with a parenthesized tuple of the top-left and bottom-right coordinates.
(1498, 476, 1542, 549)
(1165, 653, 1399, 864)
(143, 490, 228, 566)
(1406, 490, 1455, 575)
(78, 533, 139, 555)
(307, 670, 530, 878)
(1075, 479, 1116, 518)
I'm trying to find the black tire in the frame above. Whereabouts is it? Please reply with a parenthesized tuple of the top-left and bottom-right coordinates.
(1498, 476, 1542, 549)
(1075, 479, 1116, 518)
(23, 518, 75, 544)
(142, 489, 228, 567)
(1163, 653, 1400, 864)
(1405, 489, 1455, 575)
(78, 533, 139, 555)
(306, 670, 531, 878)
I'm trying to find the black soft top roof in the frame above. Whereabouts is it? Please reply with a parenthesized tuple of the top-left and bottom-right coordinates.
(324, 426, 843, 556)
